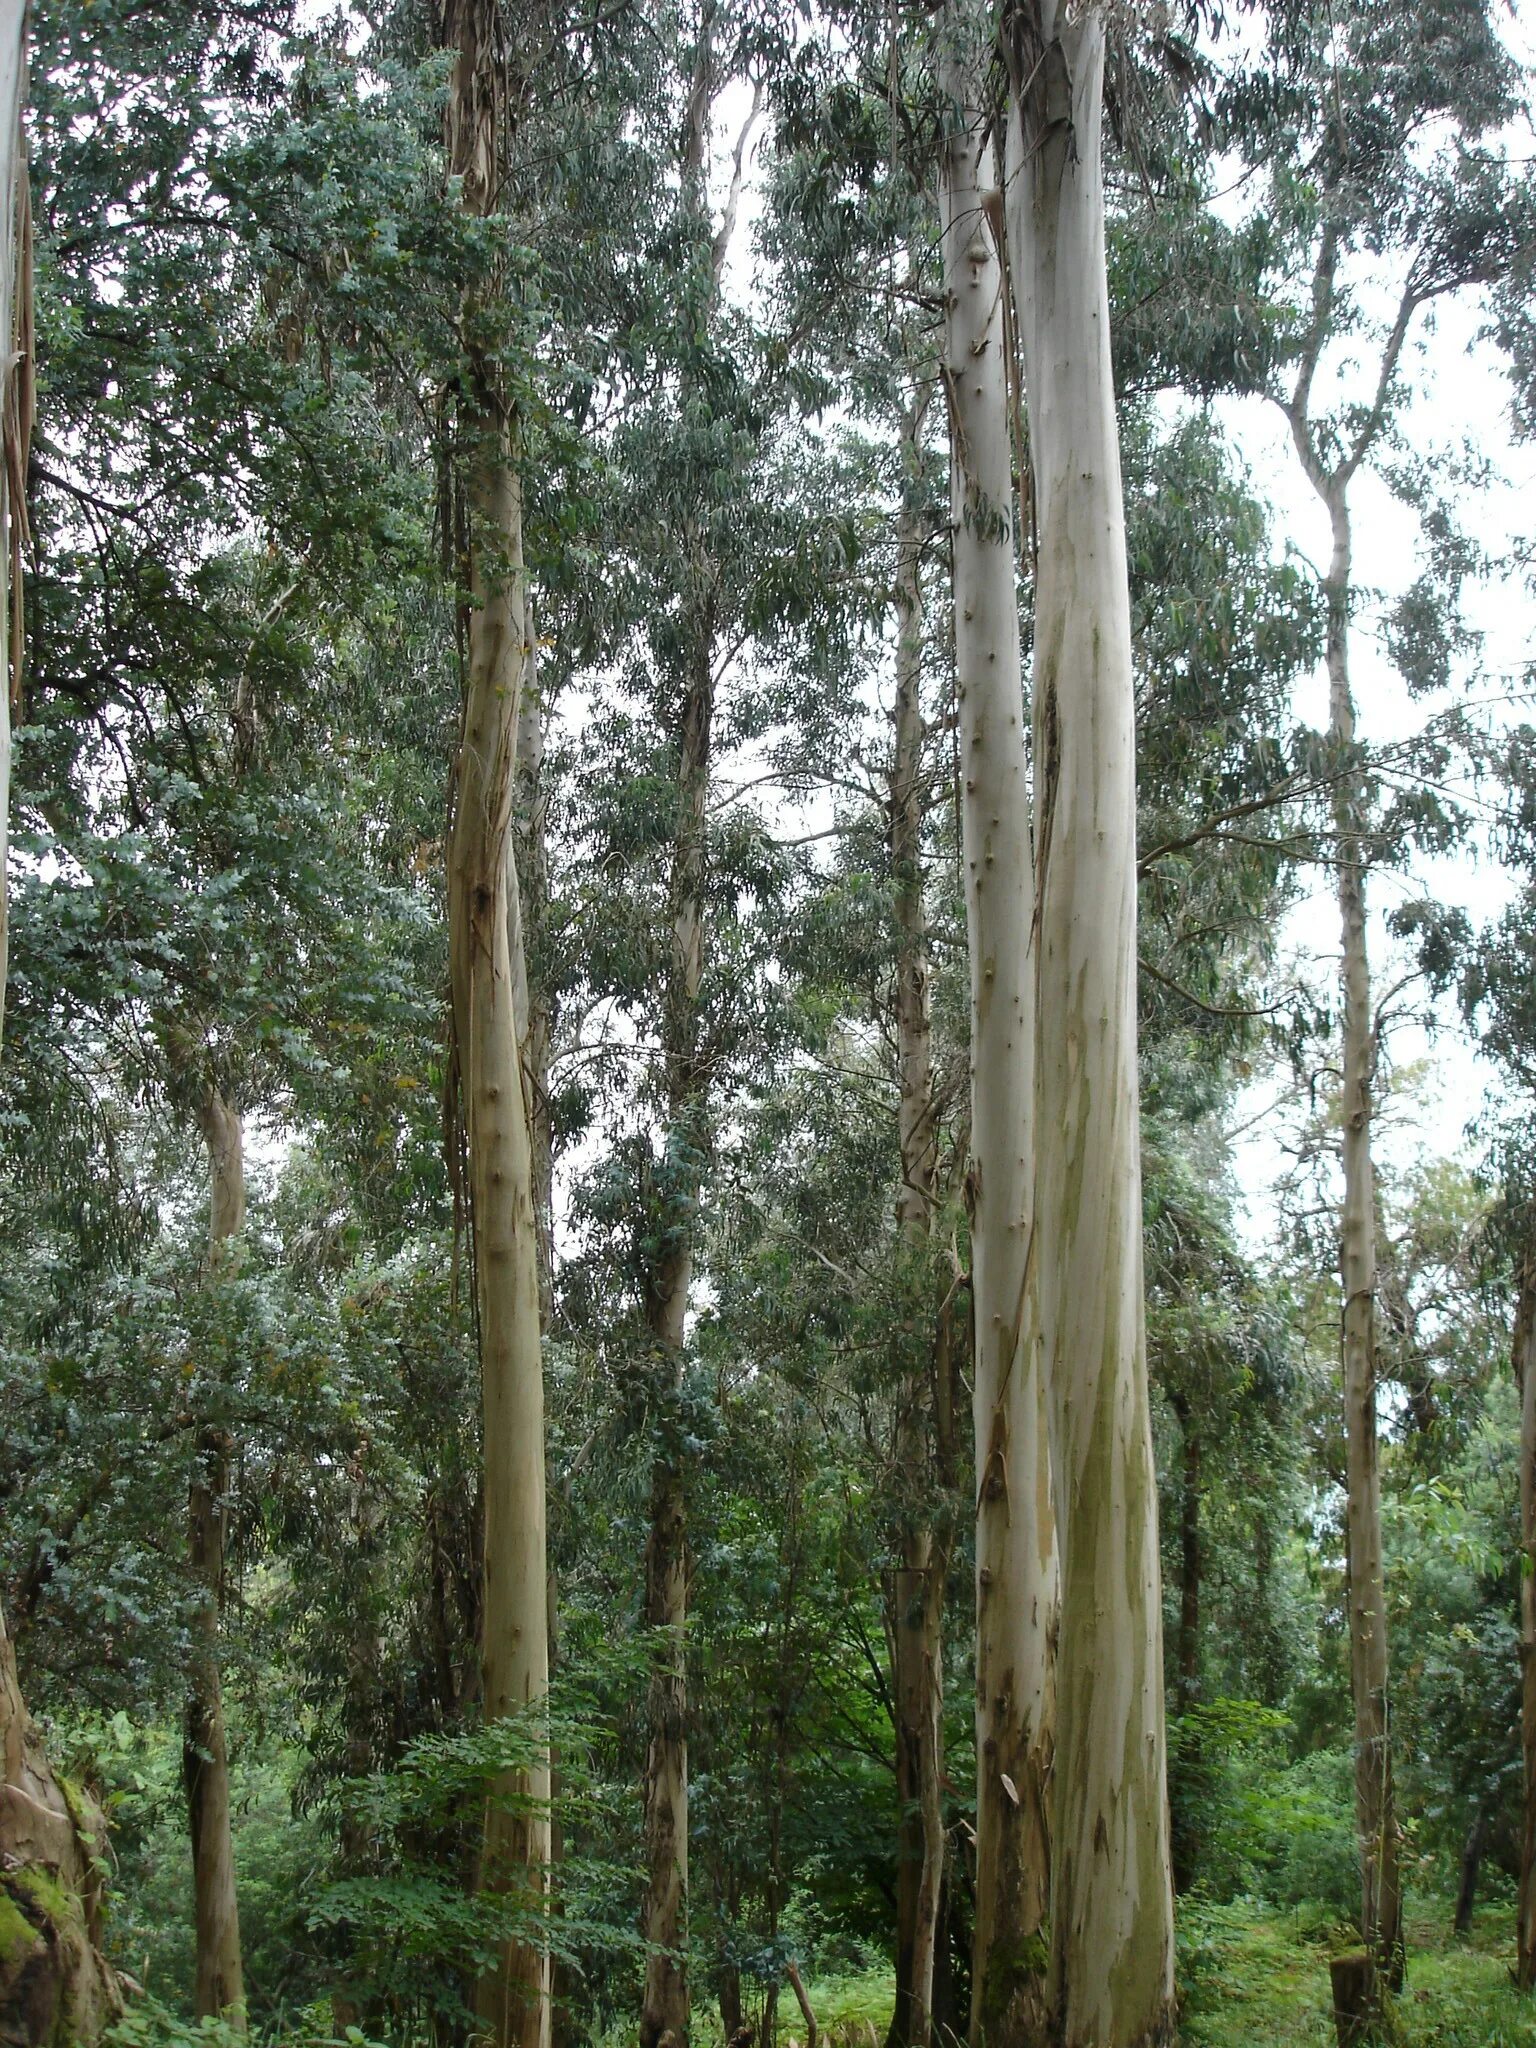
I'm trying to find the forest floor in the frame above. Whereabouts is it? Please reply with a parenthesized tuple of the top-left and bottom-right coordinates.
(1176, 1897, 1534, 2045)
(796, 1900, 1536, 2048)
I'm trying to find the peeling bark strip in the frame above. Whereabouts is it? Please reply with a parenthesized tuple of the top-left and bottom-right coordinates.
(1514, 1245, 1536, 1987)
(1004, 7, 1175, 2044)
(440, 5, 552, 2045)
(185, 1089, 247, 2030)
(939, 42, 1054, 2048)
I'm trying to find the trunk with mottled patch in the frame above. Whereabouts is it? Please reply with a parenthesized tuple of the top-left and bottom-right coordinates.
(441, 9, 552, 2043)
(1324, 491, 1403, 1994)
(185, 1090, 246, 2031)
(940, 53, 1055, 2048)
(1005, 9, 1174, 2041)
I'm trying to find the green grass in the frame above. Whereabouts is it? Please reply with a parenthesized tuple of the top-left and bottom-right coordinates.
(789, 1901, 1536, 2048)
(1180, 1899, 1536, 2047)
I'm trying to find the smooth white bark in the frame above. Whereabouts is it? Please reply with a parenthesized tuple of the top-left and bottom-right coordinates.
(1005, 9, 1174, 2041)
(940, 50, 1055, 2048)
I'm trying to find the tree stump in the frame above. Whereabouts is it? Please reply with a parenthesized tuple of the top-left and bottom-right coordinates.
(1330, 1951, 1377, 2048)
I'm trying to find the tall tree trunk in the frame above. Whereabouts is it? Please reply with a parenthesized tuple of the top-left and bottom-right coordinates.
(1514, 1245, 1536, 1986)
(638, 614, 713, 2048)
(1323, 489, 1403, 1994)
(1004, 10, 1175, 2043)
(0, 26, 117, 2043)
(441, 9, 551, 2046)
(0, 0, 23, 1048)
(940, 54, 1055, 2048)
(184, 1088, 246, 2030)
(883, 385, 948, 2048)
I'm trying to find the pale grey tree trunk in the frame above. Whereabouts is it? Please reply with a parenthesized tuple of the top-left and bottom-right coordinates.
(939, 46, 1055, 2048)
(1004, 8, 1175, 2041)
(441, 7, 552, 2045)
(1321, 491, 1404, 1995)
(637, 36, 762, 2040)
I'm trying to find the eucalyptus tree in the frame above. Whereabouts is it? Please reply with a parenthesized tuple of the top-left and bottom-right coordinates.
(1453, 724, 1536, 1982)
(432, 3, 552, 2037)
(0, 3, 123, 2038)
(1217, 0, 1529, 2000)
(1001, 3, 1176, 2040)
(934, 20, 1055, 2045)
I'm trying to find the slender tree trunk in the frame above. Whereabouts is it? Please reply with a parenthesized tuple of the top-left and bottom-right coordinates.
(1514, 1245, 1536, 1986)
(1323, 489, 1404, 1995)
(940, 55, 1055, 2048)
(440, 12, 551, 2046)
(182, 1088, 247, 2031)
(638, 608, 716, 2048)
(883, 384, 949, 2048)
(1004, 11, 1175, 2042)
(1454, 1808, 1485, 1940)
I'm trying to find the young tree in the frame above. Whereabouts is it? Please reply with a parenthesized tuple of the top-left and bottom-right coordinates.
(1226, 0, 1527, 1998)
(1002, 5, 1176, 2041)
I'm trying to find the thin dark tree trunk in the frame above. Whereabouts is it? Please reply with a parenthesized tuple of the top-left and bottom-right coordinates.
(185, 1089, 246, 2030)
(1454, 1808, 1485, 1939)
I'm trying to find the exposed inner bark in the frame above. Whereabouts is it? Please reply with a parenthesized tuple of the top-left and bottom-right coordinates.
(0, 1600, 120, 2048)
